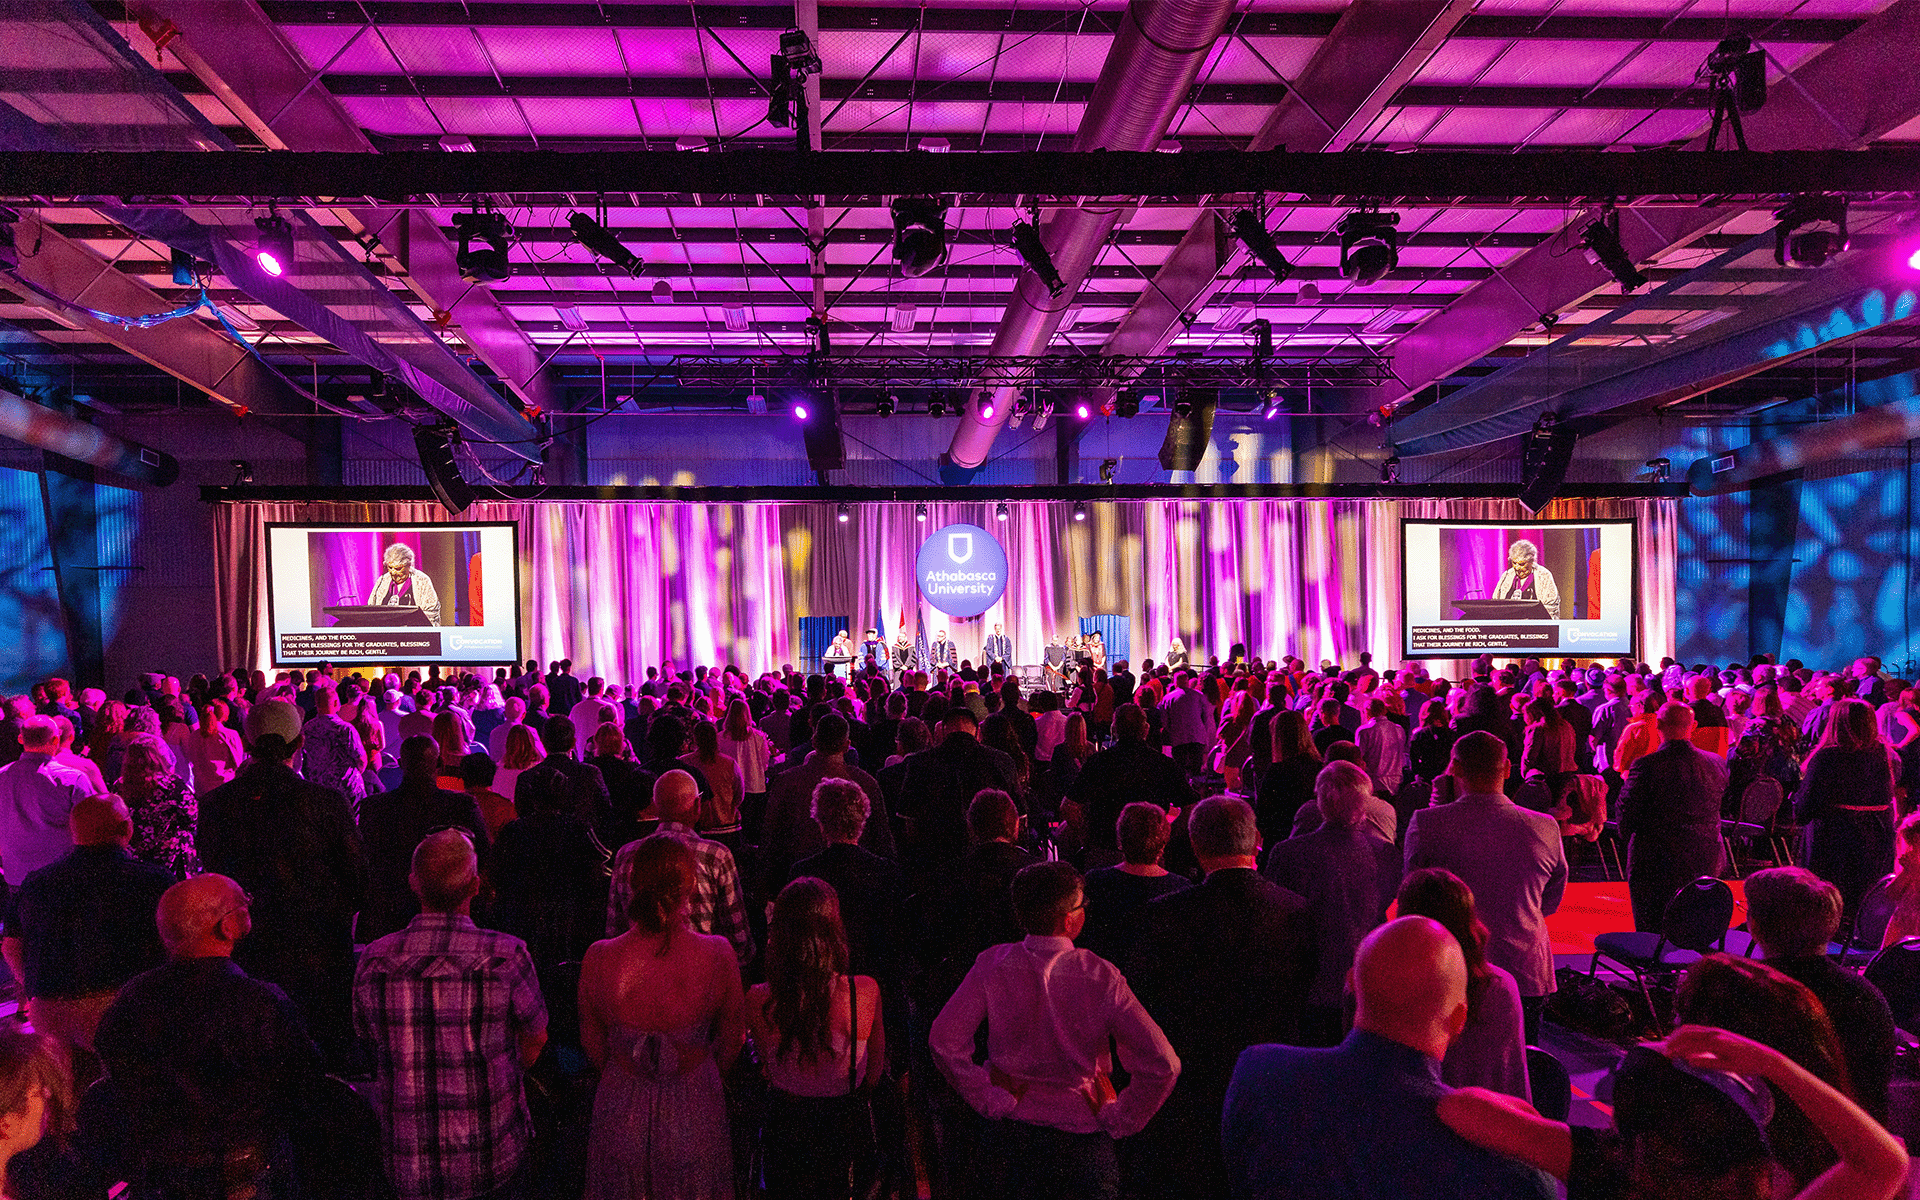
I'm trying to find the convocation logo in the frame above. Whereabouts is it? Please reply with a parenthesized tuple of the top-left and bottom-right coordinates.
(916, 522, 1008, 618)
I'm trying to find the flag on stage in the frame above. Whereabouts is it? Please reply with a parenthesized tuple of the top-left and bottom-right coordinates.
(913, 626, 929, 672)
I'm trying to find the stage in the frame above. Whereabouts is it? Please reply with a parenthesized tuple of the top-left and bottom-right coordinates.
(212, 495, 1677, 678)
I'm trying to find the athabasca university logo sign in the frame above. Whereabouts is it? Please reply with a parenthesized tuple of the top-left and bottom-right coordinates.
(916, 522, 1009, 617)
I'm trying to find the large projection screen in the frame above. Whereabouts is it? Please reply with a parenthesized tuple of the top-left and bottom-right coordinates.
(1401, 518, 1638, 660)
(265, 522, 521, 667)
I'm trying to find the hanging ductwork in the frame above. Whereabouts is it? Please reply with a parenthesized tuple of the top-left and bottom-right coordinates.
(943, 0, 1238, 477)
(1689, 384, 1920, 495)
(0, 388, 179, 487)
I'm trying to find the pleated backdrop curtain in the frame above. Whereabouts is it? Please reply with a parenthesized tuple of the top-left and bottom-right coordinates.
(213, 497, 1675, 679)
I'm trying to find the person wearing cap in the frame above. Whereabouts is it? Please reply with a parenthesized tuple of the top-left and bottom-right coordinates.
(0, 714, 99, 888)
(196, 698, 369, 1068)
(1438, 1023, 1906, 1200)
(1222, 916, 1554, 1200)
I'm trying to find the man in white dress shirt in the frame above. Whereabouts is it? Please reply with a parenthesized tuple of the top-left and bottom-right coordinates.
(931, 860, 1180, 1200)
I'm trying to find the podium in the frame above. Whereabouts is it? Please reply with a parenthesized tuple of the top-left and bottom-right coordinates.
(323, 604, 431, 627)
(822, 652, 853, 679)
(1450, 599, 1552, 621)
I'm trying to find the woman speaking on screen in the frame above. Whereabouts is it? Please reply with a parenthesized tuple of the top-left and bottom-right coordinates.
(366, 542, 443, 624)
(1491, 538, 1559, 619)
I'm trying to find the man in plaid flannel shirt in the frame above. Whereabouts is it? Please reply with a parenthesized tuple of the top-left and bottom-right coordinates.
(607, 769, 755, 968)
(354, 830, 548, 1200)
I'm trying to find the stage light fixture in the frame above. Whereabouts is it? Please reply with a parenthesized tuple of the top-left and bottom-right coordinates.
(927, 394, 948, 418)
(1338, 209, 1399, 287)
(1011, 218, 1066, 297)
(836, 503, 850, 523)
(1099, 459, 1118, 484)
(1230, 210, 1294, 282)
(1073, 399, 1092, 421)
(1171, 395, 1195, 419)
(995, 503, 1009, 522)
(1910, 246, 1920, 272)
(230, 459, 253, 486)
(252, 207, 295, 278)
(876, 394, 897, 417)
(1380, 455, 1401, 484)
(892, 197, 949, 279)
(1261, 390, 1285, 420)
(1580, 208, 1647, 293)
(452, 206, 513, 284)
(915, 503, 928, 522)
(1703, 33, 1766, 149)
(1116, 393, 1140, 419)
(792, 399, 811, 421)
(1249, 317, 1274, 359)
(568, 212, 645, 277)
(1298, 283, 1322, 302)
(1773, 195, 1850, 267)
(980, 400, 996, 421)
(1072, 502, 1087, 522)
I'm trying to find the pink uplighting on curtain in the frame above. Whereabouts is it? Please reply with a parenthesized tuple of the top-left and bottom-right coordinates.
(213, 497, 1677, 679)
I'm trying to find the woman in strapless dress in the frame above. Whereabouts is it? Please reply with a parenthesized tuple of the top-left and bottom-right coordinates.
(580, 834, 746, 1200)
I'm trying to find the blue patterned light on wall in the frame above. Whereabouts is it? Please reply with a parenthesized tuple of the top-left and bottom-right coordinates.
(1763, 288, 1918, 360)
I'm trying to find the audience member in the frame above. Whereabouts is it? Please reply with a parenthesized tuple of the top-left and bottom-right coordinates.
(930, 860, 1180, 1200)
(1, 795, 171, 1060)
(1064, 705, 1198, 865)
(607, 770, 754, 968)
(745, 877, 886, 1200)
(1743, 866, 1895, 1123)
(358, 734, 491, 942)
(762, 713, 893, 891)
(1617, 702, 1729, 931)
(1396, 869, 1529, 1099)
(1263, 763, 1401, 1044)
(197, 698, 368, 1067)
(1223, 915, 1554, 1200)
(1404, 730, 1567, 1044)
(1078, 802, 1190, 967)
(0, 715, 96, 889)
(916, 789, 1037, 1004)
(94, 875, 325, 1200)
(1795, 698, 1899, 921)
(896, 708, 1019, 874)
(1126, 796, 1314, 1199)
(510, 716, 611, 834)
(355, 830, 548, 1200)
(579, 835, 744, 1200)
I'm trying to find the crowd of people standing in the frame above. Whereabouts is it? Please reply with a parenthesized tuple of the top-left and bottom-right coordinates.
(0, 645, 1910, 1200)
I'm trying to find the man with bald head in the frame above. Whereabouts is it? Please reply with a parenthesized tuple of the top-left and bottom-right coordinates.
(0, 713, 98, 888)
(606, 769, 753, 966)
(2, 794, 172, 1059)
(356, 832, 547, 1200)
(1222, 917, 1554, 1200)
(94, 873, 323, 1198)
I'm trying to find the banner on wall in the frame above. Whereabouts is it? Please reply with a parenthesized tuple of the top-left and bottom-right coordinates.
(915, 522, 1009, 618)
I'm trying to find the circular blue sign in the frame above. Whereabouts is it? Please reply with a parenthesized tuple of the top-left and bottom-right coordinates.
(915, 522, 1009, 618)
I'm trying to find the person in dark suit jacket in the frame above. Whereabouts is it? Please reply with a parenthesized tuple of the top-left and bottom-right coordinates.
(1126, 796, 1315, 1200)
(982, 625, 1013, 670)
(1065, 705, 1199, 862)
(761, 714, 894, 894)
(357, 735, 490, 941)
(511, 715, 611, 834)
(1263, 761, 1402, 1045)
(1617, 702, 1728, 930)
(895, 709, 1018, 880)
(914, 789, 1035, 1008)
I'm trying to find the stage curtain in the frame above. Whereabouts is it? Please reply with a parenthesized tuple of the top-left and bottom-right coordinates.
(212, 497, 1675, 680)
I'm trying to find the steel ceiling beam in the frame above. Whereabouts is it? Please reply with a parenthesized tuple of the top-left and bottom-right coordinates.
(131, 0, 556, 415)
(1346, 0, 1920, 423)
(2, 211, 326, 419)
(10, 148, 1920, 202)
(1101, 0, 1477, 368)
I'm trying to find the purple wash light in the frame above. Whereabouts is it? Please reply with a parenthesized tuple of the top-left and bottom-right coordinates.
(792, 403, 810, 421)
(1074, 401, 1092, 420)
(1909, 245, 1920, 271)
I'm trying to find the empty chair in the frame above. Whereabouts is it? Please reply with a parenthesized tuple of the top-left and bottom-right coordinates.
(1590, 876, 1735, 1031)
(1865, 937, 1920, 1036)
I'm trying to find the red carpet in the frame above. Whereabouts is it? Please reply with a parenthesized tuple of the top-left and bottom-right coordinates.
(1546, 880, 1748, 956)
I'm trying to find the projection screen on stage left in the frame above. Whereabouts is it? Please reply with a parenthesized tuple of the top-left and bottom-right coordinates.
(1401, 518, 1637, 660)
(266, 521, 521, 667)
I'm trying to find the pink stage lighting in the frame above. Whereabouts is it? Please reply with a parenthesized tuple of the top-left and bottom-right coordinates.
(1074, 401, 1091, 420)
(792, 403, 810, 421)
(980, 403, 995, 420)
(1909, 245, 1920, 271)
